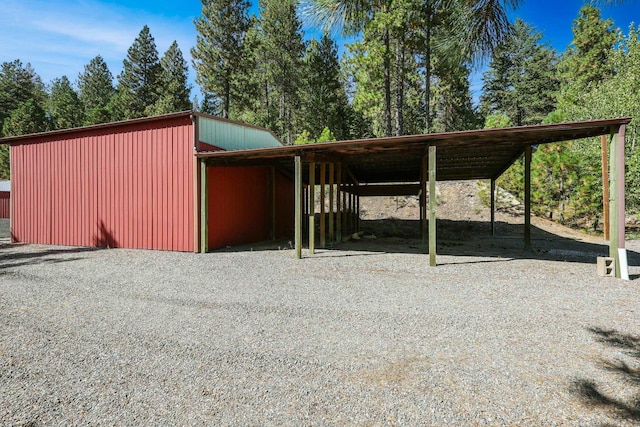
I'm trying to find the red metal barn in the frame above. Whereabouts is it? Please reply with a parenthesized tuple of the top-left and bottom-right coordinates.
(0, 181, 9, 218)
(1, 112, 293, 251)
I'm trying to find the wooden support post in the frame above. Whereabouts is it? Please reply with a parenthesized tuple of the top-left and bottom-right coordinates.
(524, 145, 532, 251)
(336, 163, 342, 242)
(309, 162, 315, 255)
(356, 193, 360, 232)
(304, 186, 308, 241)
(348, 183, 353, 234)
(320, 163, 326, 248)
(200, 160, 208, 254)
(490, 179, 496, 236)
(329, 163, 334, 243)
(616, 126, 626, 252)
(421, 154, 427, 244)
(601, 134, 610, 241)
(609, 125, 626, 278)
(269, 167, 276, 240)
(428, 145, 437, 266)
(294, 155, 302, 259)
(342, 168, 347, 235)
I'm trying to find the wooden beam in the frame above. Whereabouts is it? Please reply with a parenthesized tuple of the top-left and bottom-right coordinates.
(320, 163, 326, 248)
(294, 155, 302, 259)
(601, 134, 610, 241)
(609, 125, 626, 278)
(329, 163, 334, 243)
(345, 165, 359, 185)
(336, 163, 342, 242)
(492, 148, 526, 181)
(428, 145, 437, 266)
(303, 186, 308, 241)
(347, 182, 353, 234)
(342, 168, 347, 236)
(200, 160, 208, 254)
(356, 193, 360, 232)
(309, 161, 315, 255)
(421, 154, 427, 244)
(304, 153, 343, 164)
(339, 184, 421, 196)
(490, 179, 497, 235)
(524, 145, 532, 250)
(616, 125, 626, 252)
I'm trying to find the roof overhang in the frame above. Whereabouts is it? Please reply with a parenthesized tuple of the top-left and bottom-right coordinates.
(197, 118, 632, 184)
(0, 110, 282, 146)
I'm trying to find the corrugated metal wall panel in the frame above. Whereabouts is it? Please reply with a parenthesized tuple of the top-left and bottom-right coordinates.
(206, 166, 295, 249)
(198, 116, 282, 151)
(207, 166, 270, 249)
(0, 192, 9, 218)
(10, 116, 195, 251)
(274, 171, 295, 239)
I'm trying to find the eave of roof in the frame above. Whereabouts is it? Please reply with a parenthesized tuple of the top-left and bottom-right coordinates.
(0, 111, 282, 145)
(197, 117, 632, 184)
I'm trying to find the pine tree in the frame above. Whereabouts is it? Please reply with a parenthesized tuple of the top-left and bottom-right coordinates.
(77, 56, 115, 125)
(259, 0, 305, 144)
(300, 34, 350, 141)
(238, 16, 276, 129)
(431, 62, 478, 132)
(343, 33, 391, 137)
(151, 41, 192, 115)
(560, 25, 640, 219)
(192, 0, 251, 119)
(0, 60, 47, 134)
(2, 99, 47, 136)
(303, 0, 521, 135)
(481, 19, 559, 126)
(49, 76, 84, 130)
(114, 25, 161, 119)
(342, 4, 428, 138)
(558, 4, 619, 108)
(1, 98, 48, 178)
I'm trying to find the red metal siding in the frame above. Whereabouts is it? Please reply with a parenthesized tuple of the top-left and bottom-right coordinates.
(0, 191, 9, 218)
(207, 167, 270, 249)
(10, 116, 195, 251)
(274, 171, 294, 239)
(206, 167, 295, 249)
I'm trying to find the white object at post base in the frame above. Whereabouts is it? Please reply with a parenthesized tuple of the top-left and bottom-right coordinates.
(618, 248, 630, 280)
(597, 256, 615, 277)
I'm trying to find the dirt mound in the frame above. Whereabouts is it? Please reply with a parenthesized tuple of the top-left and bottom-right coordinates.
(358, 180, 601, 244)
(359, 180, 515, 222)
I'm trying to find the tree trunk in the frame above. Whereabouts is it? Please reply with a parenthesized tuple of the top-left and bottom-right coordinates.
(395, 37, 405, 136)
(383, 28, 392, 137)
(264, 80, 269, 124)
(223, 79, 230, 119)
(424, 6, 432, 134)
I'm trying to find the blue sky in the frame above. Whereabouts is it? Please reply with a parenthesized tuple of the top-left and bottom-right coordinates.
(1, 0, 640, 101)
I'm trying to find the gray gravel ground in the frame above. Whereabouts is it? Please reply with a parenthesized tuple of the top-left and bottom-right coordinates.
(1, 218, 640, 426)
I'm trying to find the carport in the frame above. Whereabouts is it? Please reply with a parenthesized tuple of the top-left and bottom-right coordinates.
(196, 118, 631, 277)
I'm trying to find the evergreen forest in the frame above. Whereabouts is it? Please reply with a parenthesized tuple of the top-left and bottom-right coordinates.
(1, 0, 639, 231)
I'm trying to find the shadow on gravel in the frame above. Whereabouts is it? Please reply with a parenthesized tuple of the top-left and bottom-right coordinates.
(0, 244, 98, 269)
(216, 218, 638, 266)
(573, 327, 640, 425)
(357, 218, 640, 265)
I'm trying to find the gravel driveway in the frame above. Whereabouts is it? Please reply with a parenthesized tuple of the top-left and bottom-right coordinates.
(1, 218, 639, 425)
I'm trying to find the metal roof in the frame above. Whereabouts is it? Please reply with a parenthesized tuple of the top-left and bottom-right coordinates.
(197, 118, 632, 185)
(0, 111, 283, 146)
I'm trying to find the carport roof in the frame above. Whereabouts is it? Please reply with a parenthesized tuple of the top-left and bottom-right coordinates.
(197, 117, 632, 184)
